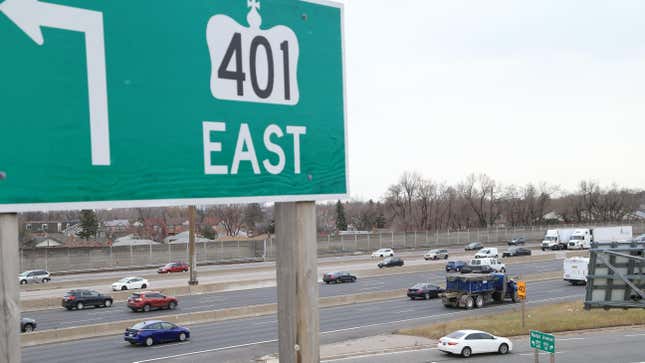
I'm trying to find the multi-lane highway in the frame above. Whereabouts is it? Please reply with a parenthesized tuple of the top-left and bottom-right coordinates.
(20, 246, 560, 302)
(22, 258, 581, 363)
(24, 259, 562, 330)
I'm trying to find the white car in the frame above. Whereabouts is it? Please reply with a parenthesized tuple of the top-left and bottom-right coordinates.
(474, 247, 498, 258)
(371, 248, 394, 258)
(438, 329, 512, 357)
(111, 277, 149, 291)
(424, 249, 449, 260)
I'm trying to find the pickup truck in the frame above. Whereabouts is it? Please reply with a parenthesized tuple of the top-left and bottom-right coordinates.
(440, 273, 519, 309)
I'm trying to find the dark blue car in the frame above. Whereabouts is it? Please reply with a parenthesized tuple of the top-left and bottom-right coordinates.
(446, 260, 467, 272)
(124, 320, 190, 346)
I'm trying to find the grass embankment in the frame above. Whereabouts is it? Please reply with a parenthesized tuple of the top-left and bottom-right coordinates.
(399, 300, 645, 339)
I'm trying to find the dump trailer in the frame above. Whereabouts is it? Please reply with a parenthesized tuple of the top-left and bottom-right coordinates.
(440, 273, 518, 309)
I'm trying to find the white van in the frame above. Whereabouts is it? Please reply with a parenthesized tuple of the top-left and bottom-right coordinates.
(474, 248, 498, 259)
(467, 258, 506, 273)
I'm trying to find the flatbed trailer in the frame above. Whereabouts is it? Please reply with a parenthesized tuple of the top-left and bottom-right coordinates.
(440, 273, 518, 309)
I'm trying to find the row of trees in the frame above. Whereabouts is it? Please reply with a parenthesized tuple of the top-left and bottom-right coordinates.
(375, 172, 643, 232)
(21, 172, 644, 237)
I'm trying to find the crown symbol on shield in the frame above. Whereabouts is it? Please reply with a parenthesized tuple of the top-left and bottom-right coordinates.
(247, 0, 262, 28)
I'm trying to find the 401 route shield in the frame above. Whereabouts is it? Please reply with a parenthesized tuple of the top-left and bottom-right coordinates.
(0, 0, 347, 211)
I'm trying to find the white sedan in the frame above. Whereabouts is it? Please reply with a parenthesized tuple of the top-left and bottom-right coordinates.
(111, 277, 149, 291)
(438, 329, 512, 358)
(371, 248, 394, 258)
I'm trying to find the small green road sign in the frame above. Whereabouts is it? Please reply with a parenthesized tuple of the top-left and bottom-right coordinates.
(0, 0, 347, 212)
(530, 330, 555, 353)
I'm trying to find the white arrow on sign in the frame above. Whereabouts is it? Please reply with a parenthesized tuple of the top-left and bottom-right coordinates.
(0, 0, 111, 166)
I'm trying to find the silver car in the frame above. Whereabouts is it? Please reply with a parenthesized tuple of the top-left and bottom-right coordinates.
(18, 270, 51, 285)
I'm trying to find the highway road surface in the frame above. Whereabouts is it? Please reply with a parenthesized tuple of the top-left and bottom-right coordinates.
(22, 279, 585, 363)
(24, 259, 562, 330)
(322, 327, 645, 363)
(20, 247, 563, 301)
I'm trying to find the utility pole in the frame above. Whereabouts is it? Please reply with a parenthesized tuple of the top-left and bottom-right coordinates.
(188, 205, 198, 286)
(0, 213, 20, 363)
(275, 202, 319, 363)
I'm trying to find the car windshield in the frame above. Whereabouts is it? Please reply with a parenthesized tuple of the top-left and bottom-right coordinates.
(164, 263, 174, 268)
(19, 271, 29, 277)
(411, 283, 426, 289)
(571, 235, 584, 240)
(118, 277, 131, 283)
(446, 331, 466, 339)
(383, 258, 392, 263)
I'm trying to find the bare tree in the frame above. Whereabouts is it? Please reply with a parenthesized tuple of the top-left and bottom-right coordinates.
(211, 205, 244, 236)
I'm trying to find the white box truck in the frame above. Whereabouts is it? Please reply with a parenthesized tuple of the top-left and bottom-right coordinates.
(541, 228, 577, 250)
(563, 257, 589, 285)
(567, 226, 633, 249)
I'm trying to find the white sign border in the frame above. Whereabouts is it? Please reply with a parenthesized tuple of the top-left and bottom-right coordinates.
(0, 0, 349, 212)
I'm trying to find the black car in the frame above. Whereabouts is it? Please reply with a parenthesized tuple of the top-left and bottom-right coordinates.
(464, 242, 484, 251)
(378, 257, 404, 268)
(21, 317, 36, 333)
(508, 237, 527, 246)
(502, 247, 532, 257)
(62, 289, 114, 310)
(445, 260, 467, 272)
(407, 283, 444, 300)
(460, 264, 493, 274)
(323, 271, 357, 284)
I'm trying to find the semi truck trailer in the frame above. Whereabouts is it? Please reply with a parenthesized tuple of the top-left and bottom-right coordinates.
(567, 226, 633, 249)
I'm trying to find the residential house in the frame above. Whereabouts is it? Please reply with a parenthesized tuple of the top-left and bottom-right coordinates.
(102, 219, 131, 233)
(23, 221, 78, 234)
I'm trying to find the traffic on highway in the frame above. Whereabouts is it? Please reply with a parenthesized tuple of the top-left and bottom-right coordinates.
(15, 241, 581, 359)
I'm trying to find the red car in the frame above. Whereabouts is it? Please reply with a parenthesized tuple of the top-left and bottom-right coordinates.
(157, 262, 189, 273)
(127, 291, 178, 312)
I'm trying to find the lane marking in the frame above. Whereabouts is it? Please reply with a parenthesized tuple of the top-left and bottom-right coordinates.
(624, 333, 645, 337)
(252, 320, 276, 326)
(558, 337, 584, 341)
(396, 309, 416, 314)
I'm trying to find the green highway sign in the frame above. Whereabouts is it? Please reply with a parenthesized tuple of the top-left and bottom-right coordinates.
(530, 330, 555, 353)
(0, 0, 347, 212)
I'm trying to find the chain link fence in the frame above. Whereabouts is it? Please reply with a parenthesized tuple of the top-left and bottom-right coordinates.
(20, 222, 645, 273)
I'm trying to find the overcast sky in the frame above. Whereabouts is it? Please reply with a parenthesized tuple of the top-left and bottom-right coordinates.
(336, 0, 645, 201)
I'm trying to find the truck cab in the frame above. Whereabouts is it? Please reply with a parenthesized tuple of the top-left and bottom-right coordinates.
(541, 230, 559, 250)
(567, 229, 591, 249)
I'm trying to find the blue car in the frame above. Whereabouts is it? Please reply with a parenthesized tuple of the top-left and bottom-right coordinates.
(124, 320, 190, 346)
(446, 260, 467, 272)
